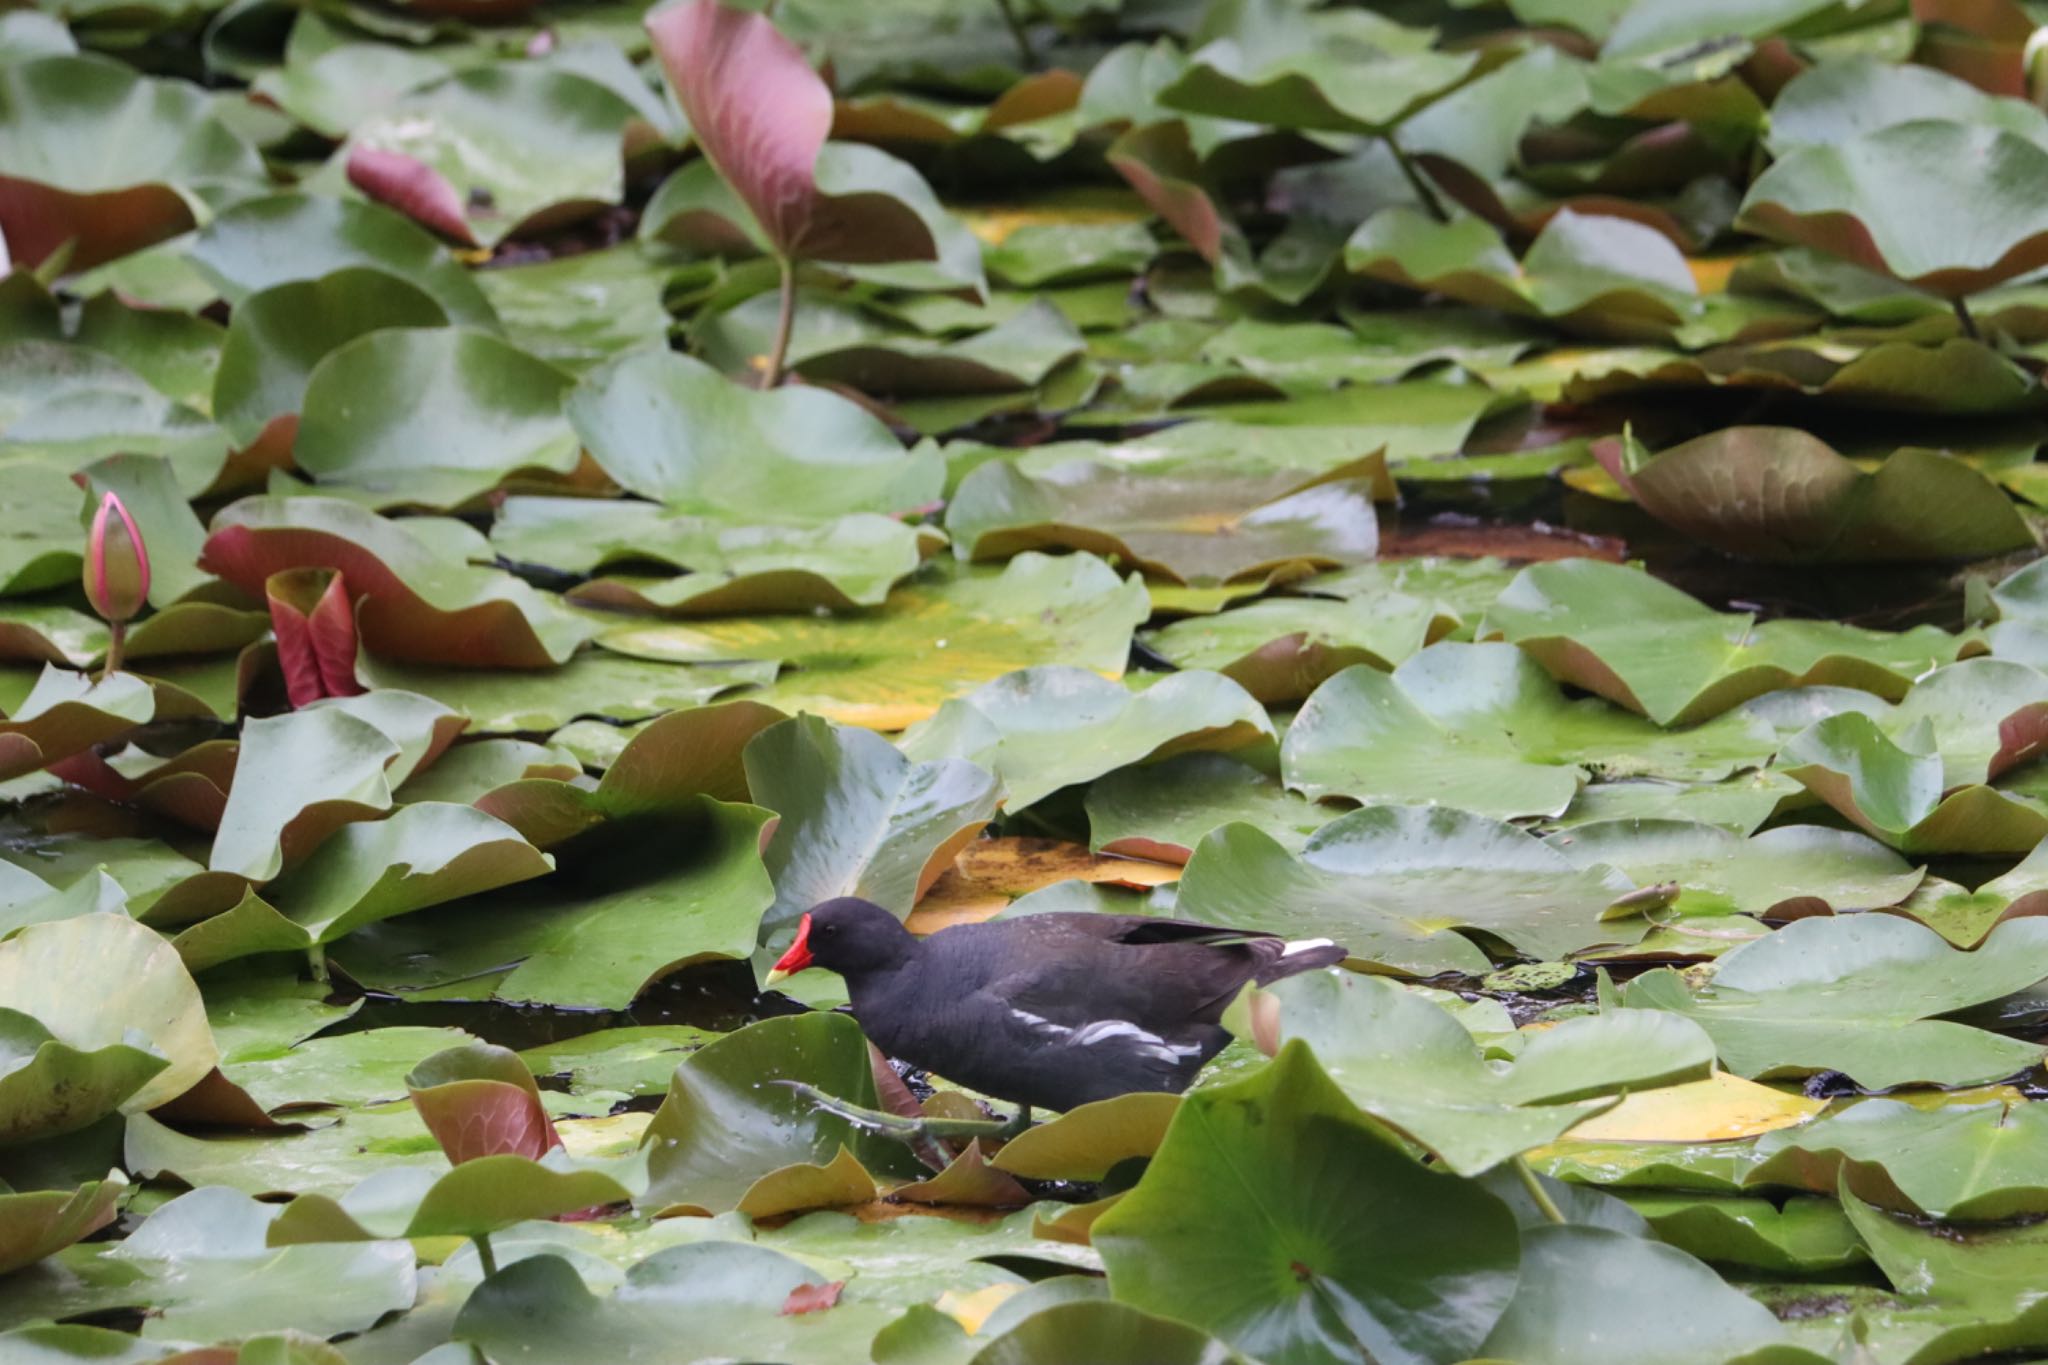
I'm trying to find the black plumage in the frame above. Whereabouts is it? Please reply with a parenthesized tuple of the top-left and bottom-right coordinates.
(765, 896, 1347, 1112)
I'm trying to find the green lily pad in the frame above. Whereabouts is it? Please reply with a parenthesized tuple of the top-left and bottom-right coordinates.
(1174, 805, 1641, 974)
(1836, 1186, 2048, 1364)
(357, 651, 777, 732)
(0, 1173, 124, 1277)
(520, 1026, 718, 1101)
(190, 193, 499, 329)
(1750, 1098, 2048, 1220)
(269, 1154, 630, 1243)
(745, 714, 1000, 937)
(1484, 558, 1971, 725)
(294, 327, 580, 509)
(0, 462, 88, 599)
(899, 667, 1273, 810)
(1265, 972, 1715, 1174)
(173, 802, 553, 973)
(450, 1244, 900, 1364)
(472, 243, 679, 374)
(1086, 752, 1332, 863)
(1545, 819, 1922, 918)
(1142, 594, 1459, 703)
(0, 913, 214, 1115)
(1736, 119, 2048, 297)
(0, 55, 262, 271)
(1094, 1041, 1519, 1365)
(1622, 914, 2048, 1088)
(1282, 645, 1778, 820)
(0, 665, 154, 781)
(1346, 206, 1704, 341)
(0, 1185, 417, 1342)
(945, 456, 1380, 586)
(568, 348, 943, 518)
(206, 704, 406, 882)
(0, 1009, 164, 1147)
(597, 553, 1150, 730)
(211, 268, 449, 452)
(1619, 1192, 1867, 1275)
(337, 63, 639, 248)
(1476, 1223, 1824, 1365)
(640, 1013, 922, 1216)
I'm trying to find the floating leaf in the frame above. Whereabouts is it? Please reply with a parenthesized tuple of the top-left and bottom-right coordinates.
(1622, 914, 2048, 1088)
(1750, 1098, 2048, 1219)
(1264, 972, 1715, 1174)
(1087, 753, 1331, 864)
(568, 348, 942, 517)
(1601, 427, 2035, 564)
(294, 327, 580, 509)
(1737, 120, 2048, 296)
(1282, 645, 1777, 820)
(1174, 805, 1641, 974)
(339, 64, 640, 248)
(1093, 1042, 1519, 1365)
(1142, 595, 1458, 703)
(900, 667, 1272, 810)
(202, 496, 591, 667)
(598, 553, 1150, 729)
(0, 1173, 124, 1277)
(0, 913, 214, 1116)
(1546, 819, 1922, 918)
(640, 1013, 921, 1216)
(173, 803, 551, 973)
(745, 715, 1000, 938)
(1484, 558, 1970, 725)
(0, 55, 261, 270)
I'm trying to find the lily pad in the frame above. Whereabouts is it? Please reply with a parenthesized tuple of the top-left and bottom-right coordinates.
(0, 1173, 124, 1277)
(1622, 914, 2048, 1088)
(899, 667, 1273, 810)
(1264, 972, 1715, 1174)
(1142, 595, 1459, 703)
(1600, 427, 2036, 565)
(294, 327, 581, 509)
(1736, 119, 2048, 296)
(1545, 819, 1923, 918)
(596, 553, 1151, 729)
(173, 803, 552, 973)
(744, 714, 999, 937)
(1093, 1041, 1520, 1365)
(1281, 645, 1778, 820)
(1174, 805, 1641, 974)
(202, 496, 591, 668)
(640, 1013, 921, 1216)
(0, 55, 262, 270)
(1087, 752, 1332, 863)
(569, 349, 942, 518)
(1484, 558, 1971, 725)
(1750, 1098, 2048, 1219)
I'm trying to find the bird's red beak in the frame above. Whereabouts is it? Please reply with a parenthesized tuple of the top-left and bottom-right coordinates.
(762, 913, 815, 987)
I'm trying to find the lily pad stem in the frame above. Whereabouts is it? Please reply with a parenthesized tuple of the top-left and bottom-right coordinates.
(473, 1232, 499, 1277)
(994, 0, 1036, 70)
(1513, 1155, 1567, 1225)
(1953, 295, 1981, 342)
(1385, 133, 1449, 224)
(306, 942, 328, 985)
(763, 254, 798, 390)
(102, 621, 125, 679)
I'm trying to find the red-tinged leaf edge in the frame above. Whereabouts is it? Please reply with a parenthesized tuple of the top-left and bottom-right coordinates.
(1107, 121, 1232, 266)
(346, 146, 479, 248)
(408, 1043, 561, 1164)
(0, 178, 197, 273)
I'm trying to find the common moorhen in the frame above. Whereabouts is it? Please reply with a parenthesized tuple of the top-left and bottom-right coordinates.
(764, 897, 1347, 1114)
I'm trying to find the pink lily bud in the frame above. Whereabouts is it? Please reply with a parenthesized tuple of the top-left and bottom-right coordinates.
(84, 491, 149, 625)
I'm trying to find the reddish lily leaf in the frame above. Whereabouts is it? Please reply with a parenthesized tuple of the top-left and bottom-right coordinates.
(643, 1, 944, 268)
(201, 496, 590, 668)
(268, 569, 366, 709)
(645, 0, 830, 259)
(346, 145, 478, 247)
(407, 1042, 560, 1163)
(1107, 121, 1233, 266)
(779, 1280, 845, 1316)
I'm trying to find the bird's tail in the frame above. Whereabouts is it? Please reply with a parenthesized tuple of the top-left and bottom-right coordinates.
(1253, 937, 1347, 984)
